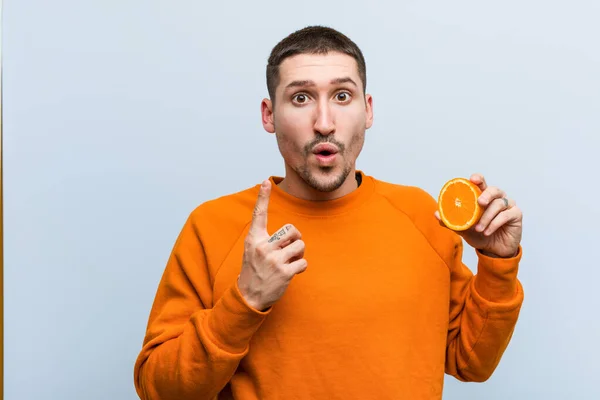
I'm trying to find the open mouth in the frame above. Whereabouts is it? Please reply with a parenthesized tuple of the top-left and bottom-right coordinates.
(312, 143, 339, 164)
(314, 150, 338, 165)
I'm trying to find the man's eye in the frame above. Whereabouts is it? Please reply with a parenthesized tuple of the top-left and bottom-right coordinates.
(293, 94, 308, 103)
(336, 92, 350, 102)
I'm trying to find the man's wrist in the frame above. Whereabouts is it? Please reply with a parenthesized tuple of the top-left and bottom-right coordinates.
(478, 248, 519, 259)
(237, 275, 269, 312)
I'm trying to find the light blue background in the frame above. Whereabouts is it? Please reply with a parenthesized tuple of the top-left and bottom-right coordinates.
(4, 0, 599, 399)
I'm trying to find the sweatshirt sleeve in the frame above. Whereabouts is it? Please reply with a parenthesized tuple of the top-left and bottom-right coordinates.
(444, 235, 524, 382)
(133, 213, 270, 400)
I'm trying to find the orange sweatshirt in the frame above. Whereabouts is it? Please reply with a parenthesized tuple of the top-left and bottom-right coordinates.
(133, 171, 524, 400)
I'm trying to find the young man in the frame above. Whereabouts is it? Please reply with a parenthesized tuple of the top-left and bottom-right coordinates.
(133, 26, 524, 400)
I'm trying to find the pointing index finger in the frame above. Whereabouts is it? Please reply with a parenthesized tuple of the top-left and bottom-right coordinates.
(250, 180, 271, 236)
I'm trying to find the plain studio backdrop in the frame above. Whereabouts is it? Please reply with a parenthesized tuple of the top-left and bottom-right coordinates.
(3, 0, 599, 399)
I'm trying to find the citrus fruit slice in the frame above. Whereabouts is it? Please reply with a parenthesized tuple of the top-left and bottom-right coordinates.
(437, 177, 483, 231)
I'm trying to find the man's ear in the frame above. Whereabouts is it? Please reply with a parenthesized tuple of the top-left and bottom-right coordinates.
(261, 98, 275, 133)
(365, 94, 374, 129)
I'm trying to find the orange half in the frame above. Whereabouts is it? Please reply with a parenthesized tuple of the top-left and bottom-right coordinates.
(437, 177, 483, 231)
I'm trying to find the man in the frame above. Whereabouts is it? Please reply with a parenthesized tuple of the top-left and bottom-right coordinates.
(133, 25, 524, 400)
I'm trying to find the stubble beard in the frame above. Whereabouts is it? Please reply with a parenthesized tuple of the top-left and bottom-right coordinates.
(298, 163, 352, 192)
(276, 131, 365, 193)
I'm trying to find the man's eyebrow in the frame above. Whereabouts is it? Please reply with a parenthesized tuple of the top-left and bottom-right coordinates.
(330, 77, 358, 87)
(284, 77, 358, 91)
(285, 80, 316, 90)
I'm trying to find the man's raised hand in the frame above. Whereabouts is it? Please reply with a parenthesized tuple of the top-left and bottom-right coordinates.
(237, 180, 307, 311)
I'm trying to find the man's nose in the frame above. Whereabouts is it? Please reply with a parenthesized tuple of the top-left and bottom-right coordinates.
(313, 100, 335, 135)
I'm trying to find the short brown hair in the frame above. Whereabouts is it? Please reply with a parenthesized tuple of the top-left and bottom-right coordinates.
(266, 26, 367, 103)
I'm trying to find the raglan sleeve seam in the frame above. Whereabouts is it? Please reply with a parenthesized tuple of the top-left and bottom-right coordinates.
(208, 218, 253, 289)
(377, 190, 454, 272)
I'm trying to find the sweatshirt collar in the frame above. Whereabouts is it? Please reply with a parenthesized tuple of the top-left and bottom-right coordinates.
(267, 170, 375, 217)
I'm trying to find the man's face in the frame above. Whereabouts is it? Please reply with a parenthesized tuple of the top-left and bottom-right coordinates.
(261, 52, 373, 193)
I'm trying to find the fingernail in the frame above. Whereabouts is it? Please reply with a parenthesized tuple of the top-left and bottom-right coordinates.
(261, 180, 268, 188)
(476, 224, 484, 231)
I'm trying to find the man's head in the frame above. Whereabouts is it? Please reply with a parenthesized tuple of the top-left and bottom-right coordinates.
(261, 26, 373, 197)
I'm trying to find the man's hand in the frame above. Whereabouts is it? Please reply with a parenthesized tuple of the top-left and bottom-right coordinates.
(237, 180, 307, 311)
(435, 173, 523, 258)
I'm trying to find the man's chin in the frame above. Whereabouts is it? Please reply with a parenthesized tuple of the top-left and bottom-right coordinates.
(302, 165, 351, 193)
